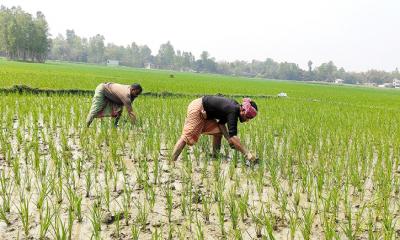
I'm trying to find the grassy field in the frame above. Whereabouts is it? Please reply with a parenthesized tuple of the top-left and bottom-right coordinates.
(1, 58, 400, 106)
(0, 59, 400, 239)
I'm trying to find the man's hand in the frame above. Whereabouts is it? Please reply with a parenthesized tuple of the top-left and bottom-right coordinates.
(246, 152, 256, 162)
(128, 111, 136, 125)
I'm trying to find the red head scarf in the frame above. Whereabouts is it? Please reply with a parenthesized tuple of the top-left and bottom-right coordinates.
(242, 98, 257, 119)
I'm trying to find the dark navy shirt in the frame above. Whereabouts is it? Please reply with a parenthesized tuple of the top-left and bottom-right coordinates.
(202, 95, 240, 137)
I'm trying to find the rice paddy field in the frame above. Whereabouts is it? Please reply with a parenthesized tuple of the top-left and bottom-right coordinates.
(0, 59, 400, 239)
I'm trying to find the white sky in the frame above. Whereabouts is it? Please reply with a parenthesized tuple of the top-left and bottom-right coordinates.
(2, 0, 399, 71)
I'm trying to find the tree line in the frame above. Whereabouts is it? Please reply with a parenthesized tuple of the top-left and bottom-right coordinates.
(0, 6, 49, 62)
(1, 6, 399, 85)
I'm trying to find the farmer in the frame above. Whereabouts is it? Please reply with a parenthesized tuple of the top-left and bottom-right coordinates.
(86, 82, 142, 127)
(172, 95, 258, 163)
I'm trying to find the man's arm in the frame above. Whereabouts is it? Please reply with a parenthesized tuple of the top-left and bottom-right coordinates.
(124, 104, 136, 125)
(225, 113, 255, 161)
(218, 124, 230, 140)
(228, 136, 255, 161)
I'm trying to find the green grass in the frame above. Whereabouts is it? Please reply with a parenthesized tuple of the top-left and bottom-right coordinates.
(1, 59, 399, 108)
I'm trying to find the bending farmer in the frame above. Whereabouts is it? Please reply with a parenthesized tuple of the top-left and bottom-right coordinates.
(86, 82, 142, 127)
(172, 95, 258, 163)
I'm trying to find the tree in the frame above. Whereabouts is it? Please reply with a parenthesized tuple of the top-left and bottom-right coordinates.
(315, 61, 337, 82)
(156, 41, 175, 69)
(88, 34, 105, 63)
(139, 45, 152, 67)
(0, 6, 50, 62)
(32, 11, 50, 62)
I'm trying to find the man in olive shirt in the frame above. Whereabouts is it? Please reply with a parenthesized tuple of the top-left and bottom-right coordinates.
(172, 95, 258, 163)
(86, 82, 142, 127)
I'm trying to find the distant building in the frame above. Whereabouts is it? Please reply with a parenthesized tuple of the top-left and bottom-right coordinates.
(393, 78, 400, 88)
(106, 60, 119, 66)
(145, 63, 155, 69)
(334, 79, 344, 84)
(364, 82, 377, 87)
(378, 83, 392, 88)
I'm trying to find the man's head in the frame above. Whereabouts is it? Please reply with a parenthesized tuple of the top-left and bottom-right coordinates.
(239, 98, 258, 122)
(130, 83, 143, 99)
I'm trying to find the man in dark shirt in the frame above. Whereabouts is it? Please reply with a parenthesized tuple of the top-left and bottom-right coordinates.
(172, 95, 258, 163)
(86, 82, 142, 127)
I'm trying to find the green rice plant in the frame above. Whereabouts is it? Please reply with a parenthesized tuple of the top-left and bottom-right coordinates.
(15, 193, 31, 238)
(262, 207, 276, 240)
(279, 191, 288, 220)
(237, 189, 249, 222)
(11, 155, 21, 186)
(167, 224, 174, 240)
(135, 200, 149, 230)
(200, 157, 209, 183)
(228, 189, 239, 230)
(250, 206, 263, 238)
(164, 183, 173, 223)
(180, 186, 188, 216)
(288, 211, 297, 240)
(103, 183, 111, 211)
(152, 227, 162, 239)
(51, 214, 68, 240)
(186, 181, 194, 231)
(254, 169, 265, 201)
(195, 212, 204, 240)
(54, 176, 63, 203)
(300, 207, 314, 240)
(67, 206, 74, 240)
(145, 182, 156, 211)
(212, 158, 222, 182)
(153, 152, 160, 185)
(89, 200, 103, 240)
(321, 214, 337, 240)
(35, 178, 50, 210)
(51, 206, 74, 240)
(201, 191, 211, 223)
(131, 224, 140, 240)
(382, 208, 396, 239)
(39, 202, 54, 240)
(74, 194, 83, 222)
(85, 170, 92, 198)
(76, 157, 82, 178)
(367, 210, 378, 240)
(114, 211, 121, 239)
(122, 183, 131, 225)
(293, 187, 301, 217)
(112, 168, 119, 192)
(0, 205, 10, 226)
(216, 189, 226, 238)
(0, 169, 12, 213)
(228, 159, 236, 180)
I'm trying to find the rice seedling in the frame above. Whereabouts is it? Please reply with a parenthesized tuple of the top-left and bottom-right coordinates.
(0, 205, 10, 226)
(300, 207, 314, 240)
(15, 193, 31, 238)
(195, 212, 204, 240)
(0, 169, 12, 213)
(89, 200, 103, 239)
(135, 200, 149, 230)
(131, 224, 140, 240)
(201, 191, 211, 223)
(228, 188, 239, 230)
(217, 187, 226, 238)
(85, 170, 92, 198)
